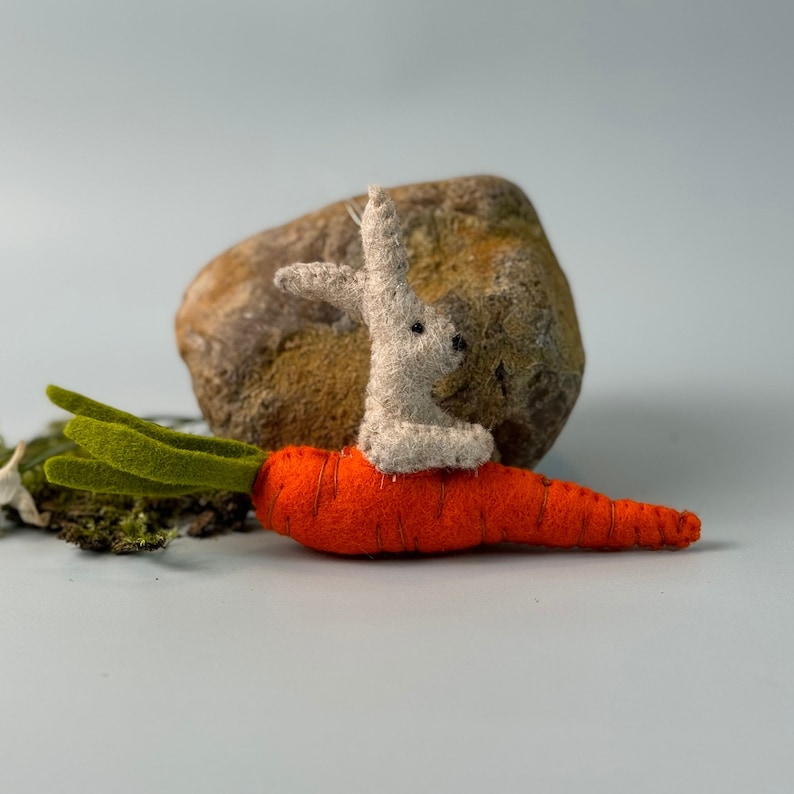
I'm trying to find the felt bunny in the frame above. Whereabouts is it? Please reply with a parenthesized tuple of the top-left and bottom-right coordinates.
(275, 185, 495, 473)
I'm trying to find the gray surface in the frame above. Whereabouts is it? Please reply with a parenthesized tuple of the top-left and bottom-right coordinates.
(2, 2, 793, 792)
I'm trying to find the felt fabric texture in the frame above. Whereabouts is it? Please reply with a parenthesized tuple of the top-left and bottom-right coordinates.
(44, 387, 267, 495)
(47, 385, 262, 458)
(275, 185, 494, 474)
(62, 415, 263, 491)
(253, 446, 701, 555)
(44, 457, 202, 496)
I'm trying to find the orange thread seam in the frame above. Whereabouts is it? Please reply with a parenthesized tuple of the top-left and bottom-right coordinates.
(332, 453, 340, 499)
(537, 477, 551, 525)
(267, 485, 284, 529)
(313, 454, 329, 517)
(578, 514, 588, 546)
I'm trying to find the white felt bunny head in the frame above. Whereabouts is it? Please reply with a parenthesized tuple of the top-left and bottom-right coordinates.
(393, 304, 467, 383)
(275, 185, 494, 473)
(357, 186, 468, 385)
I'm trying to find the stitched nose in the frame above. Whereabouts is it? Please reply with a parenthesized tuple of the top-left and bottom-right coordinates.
(452, 334, 467, 352)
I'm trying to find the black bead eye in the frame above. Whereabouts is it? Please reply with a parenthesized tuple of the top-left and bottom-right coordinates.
(411, 322, 425, 334)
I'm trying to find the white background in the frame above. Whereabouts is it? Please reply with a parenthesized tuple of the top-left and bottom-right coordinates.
(1, 2, 792, 792)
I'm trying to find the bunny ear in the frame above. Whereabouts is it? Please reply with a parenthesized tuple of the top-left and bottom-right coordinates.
(361, 185, 410, 286)
(275, 262, 365, 322)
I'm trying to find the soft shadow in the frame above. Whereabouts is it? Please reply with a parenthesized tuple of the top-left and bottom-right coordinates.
(535, 392, 789, 519)
(286, 537, 738, 566)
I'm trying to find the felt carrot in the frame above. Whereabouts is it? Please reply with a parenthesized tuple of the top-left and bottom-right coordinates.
(255, 446, 700, 555)
(44, 386, 700, 555)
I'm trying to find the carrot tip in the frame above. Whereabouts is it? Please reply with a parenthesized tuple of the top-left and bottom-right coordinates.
(669, 511, 701, 548)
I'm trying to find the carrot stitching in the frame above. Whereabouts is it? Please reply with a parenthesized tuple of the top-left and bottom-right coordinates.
(267, 485, 284, 529)
(437, 473, 446, 519)
(607, 500, 616, 541)
(284, 515, 291, 537)
(397, 514, 407, 551)
(376, 523, 383, 552)
(536, 477, 551, 525)
(313, 454, 330, 517)
(578, 514, 588, 546)
(676, 511, 686, 544)
(332, 453, 340, 500)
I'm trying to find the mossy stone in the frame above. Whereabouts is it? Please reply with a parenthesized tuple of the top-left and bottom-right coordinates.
(176, 176, 585, 469)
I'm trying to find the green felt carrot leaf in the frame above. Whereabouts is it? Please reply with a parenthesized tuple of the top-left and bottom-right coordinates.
(62, 415, 265, 492)
(44, 386, 266, 496)
(46, 385, 263, 459)
(44, 456, 202, 497)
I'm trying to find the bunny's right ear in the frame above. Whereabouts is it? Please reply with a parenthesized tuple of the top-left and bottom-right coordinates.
(361, 185, 410, 286)
(275, 262, 365, 322)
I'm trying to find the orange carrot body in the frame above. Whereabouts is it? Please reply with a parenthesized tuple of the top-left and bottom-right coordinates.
(252, 446, 700, 555)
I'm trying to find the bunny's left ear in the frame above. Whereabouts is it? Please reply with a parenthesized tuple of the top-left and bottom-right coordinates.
(275, 262, 365, 322)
